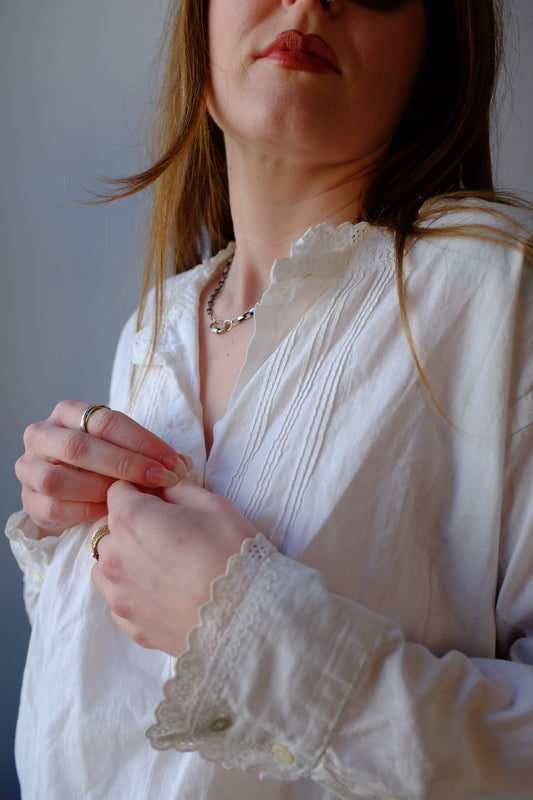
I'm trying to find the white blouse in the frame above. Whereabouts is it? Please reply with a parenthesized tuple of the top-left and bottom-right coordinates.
(7, 204, 533, 799)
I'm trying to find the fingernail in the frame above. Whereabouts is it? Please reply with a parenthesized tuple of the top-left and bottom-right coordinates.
(173, 460, 188, 478)
(161, 452, 179, 470)
(147, 466, 180, 488)
(177, 454, 193, 473)
(160, 452, 193, 474)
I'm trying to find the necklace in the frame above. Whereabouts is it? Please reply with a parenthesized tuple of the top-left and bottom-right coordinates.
(206, 256, 255, 335)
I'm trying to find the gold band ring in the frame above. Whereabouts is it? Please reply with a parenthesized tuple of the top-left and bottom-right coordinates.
(91, 524, 111, 560)
(80, 404, 110, 433)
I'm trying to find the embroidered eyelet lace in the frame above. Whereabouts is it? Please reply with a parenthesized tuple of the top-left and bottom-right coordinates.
(147, 533, 277, 754)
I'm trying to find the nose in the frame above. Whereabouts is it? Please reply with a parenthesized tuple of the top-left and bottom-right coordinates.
(284, 0, 343, 16)
(320, 0, 343, 17)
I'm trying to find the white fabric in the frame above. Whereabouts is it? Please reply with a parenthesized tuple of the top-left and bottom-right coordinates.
(7, 204, 533, 799)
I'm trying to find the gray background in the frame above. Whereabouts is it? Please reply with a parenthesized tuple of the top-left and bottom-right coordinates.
(1, 1, 532, 797)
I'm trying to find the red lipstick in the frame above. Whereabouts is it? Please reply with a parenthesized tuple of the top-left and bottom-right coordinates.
(260, 30, 340, 74)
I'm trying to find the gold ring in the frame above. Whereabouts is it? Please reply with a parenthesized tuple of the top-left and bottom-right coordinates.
(91, 524, 110, 560)
(80, 404, 110, 433)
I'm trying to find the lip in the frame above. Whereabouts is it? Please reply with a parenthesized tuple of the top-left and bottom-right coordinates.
(259, 30, 341, 75)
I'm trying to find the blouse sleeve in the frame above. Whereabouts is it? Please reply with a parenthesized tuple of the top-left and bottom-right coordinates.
(6, 511, 69, 625)
(108, 309, 137, 412)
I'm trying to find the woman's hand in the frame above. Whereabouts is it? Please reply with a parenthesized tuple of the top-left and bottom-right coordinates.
(91, 479, 259, 657)
(15, 400, 190, 538)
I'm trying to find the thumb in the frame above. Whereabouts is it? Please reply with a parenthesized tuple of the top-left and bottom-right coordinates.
(162, 475, 207, 507)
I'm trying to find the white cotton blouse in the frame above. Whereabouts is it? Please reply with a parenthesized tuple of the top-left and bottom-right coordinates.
(7, 204, 533, 799)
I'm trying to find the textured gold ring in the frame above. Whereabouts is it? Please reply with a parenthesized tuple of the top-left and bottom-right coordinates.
(80, 404, 110, 433)
(91, 524, 110, 560)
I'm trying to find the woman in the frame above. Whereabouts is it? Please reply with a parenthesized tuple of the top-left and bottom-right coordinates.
(7, 0, 533, 797)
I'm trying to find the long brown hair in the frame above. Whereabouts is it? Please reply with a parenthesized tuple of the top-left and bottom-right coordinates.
(102, 0, 529, 385)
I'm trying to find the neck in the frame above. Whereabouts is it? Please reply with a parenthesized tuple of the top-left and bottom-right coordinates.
(220, 138, 377, 311)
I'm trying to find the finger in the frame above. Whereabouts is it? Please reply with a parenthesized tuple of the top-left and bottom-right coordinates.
(21, 487, 107, 534)
(90, 520, 134, 603)
(16, 453, 113, 503)
(49, 400, 192, 472)
(162, 476, 217, 510)
(108, 479, 234, 545)
(24, 420, 186, 490)
(107, 480, 163, 532)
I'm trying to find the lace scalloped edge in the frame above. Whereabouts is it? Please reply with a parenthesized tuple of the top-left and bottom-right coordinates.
(146, 532, 277, 750)
(290, 220, 369, 257)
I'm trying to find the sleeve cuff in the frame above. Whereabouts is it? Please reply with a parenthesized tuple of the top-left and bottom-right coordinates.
(147, 533, 385, 782)
(7, 510, 51, 576)
(147, 534, 278, 754)
(6, 510, 71, 620)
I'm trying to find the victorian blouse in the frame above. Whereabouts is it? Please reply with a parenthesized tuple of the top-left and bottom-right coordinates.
(7, 204, 533, 799)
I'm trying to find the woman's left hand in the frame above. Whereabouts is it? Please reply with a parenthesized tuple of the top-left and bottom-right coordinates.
(91, 479, 258, 657)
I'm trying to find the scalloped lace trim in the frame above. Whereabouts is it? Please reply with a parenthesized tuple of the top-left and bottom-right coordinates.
(290, 220, 367, 257)
(147, 533, 276, 751)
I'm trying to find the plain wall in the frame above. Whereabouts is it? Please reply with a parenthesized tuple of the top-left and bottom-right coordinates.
(0, 2, 166, 797)
(1, 2, 532, 797)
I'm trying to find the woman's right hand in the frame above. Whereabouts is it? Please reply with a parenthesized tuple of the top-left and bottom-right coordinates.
(14, 400, 191, 538)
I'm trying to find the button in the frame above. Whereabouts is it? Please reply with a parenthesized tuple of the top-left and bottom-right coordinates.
(272, 282, 289, 297)
(29, 569, 42, 584)
(271, 742, 295, 765)
(209, 715, 232, 733)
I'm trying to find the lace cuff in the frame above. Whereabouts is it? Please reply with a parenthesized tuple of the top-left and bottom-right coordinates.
(5, 510, 71, 622)
(147, 533, 277, 756)
(5, 510, 63, 578)
(146, 532, 386, 783)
